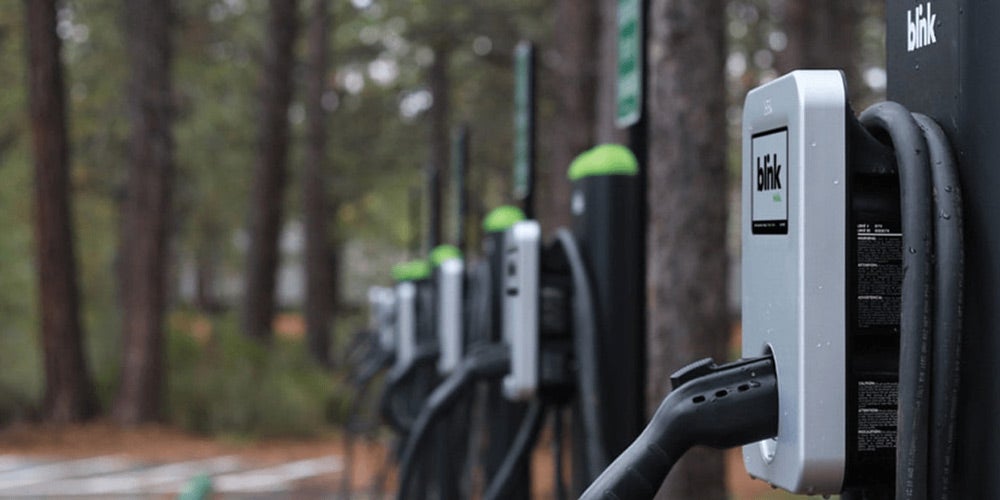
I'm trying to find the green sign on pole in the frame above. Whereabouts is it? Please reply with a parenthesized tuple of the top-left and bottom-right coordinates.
(616, 0, 642, 128)
(513, 42, 534, 205)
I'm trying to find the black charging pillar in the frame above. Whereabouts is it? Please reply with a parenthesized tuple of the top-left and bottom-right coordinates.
(886, 2, 1000, 497)
(567, 151, 645, 493)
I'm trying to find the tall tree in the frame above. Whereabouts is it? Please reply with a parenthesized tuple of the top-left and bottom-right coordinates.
(303, 0, 333, 367)
(645, 0, 729, 498)
(242, 0, 299, 341)
(777, 0, 862, 101)
(114, 0, 176, 424)
(546, 0, 598, 230)
(24, 0, 99, 423)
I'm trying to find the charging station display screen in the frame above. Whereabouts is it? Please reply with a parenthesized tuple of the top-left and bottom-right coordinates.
(751, 128, 789, 234)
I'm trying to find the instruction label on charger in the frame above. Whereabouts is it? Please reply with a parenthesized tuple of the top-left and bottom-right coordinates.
(857, 223, 902, 331)
(857, 379, 898, 451)
(751, 128, 789, 234)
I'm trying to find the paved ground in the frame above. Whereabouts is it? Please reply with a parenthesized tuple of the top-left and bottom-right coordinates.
(0, 422, 393, 499)
(0, 454, 343, 497)
(0, 422, 791, 499)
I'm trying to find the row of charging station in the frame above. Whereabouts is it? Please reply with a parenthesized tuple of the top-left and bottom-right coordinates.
(344, 141, 648, 499)
(346, 71, 965, 500)
(344, 13, 969, 496)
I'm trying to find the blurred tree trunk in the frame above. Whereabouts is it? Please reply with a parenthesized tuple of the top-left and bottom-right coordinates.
(778, 0, 862, 101)
(426, 42, 450, 249)
(646, 0, 729, 498)
(546, 0, 597, 230)
(114, 0, 175, 425)
(595, 0, 630, 145)
(303, 0, 333, 368)
(24, 0, 99, 423)
(242, 0, 299, 342)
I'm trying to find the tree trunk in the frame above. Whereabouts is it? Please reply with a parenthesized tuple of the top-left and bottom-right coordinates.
(778, 0, 862, 102)
(646, 1, 729, 498)
(242, 0, 299, 341)
(546, 0, 598, 231)
(24, 0, 99, 423)
(426, 43, 450, 249)
(114, 0, 175, 425)
(303, 0, 333, 367)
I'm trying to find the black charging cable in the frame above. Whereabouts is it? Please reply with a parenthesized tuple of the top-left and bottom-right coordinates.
(860, 103, 933, 500)
(860, 105, 964, 500)
(378, 344, 439, 435)
(480, 399, 547, 500)
(912, 114, 963, 500)
(342, 345, 394, 498)
(395, 343, 510, 500)
(555, 229, 612, 478)
(580, 355, 778, 500)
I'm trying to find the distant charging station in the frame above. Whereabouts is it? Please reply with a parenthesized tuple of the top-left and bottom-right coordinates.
(501, 220, 541, 401)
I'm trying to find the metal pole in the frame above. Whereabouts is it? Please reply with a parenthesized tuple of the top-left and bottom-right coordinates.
(452, 125, 469, 254)
(513, 41, 536, 219)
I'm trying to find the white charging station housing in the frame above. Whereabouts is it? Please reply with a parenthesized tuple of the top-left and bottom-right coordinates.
(742, 70, 848, 494)
(368, 286, 397, 352)
(502, 220, 541, 401)
(436, 258, 464, 374)
(394, 281, 417, 370)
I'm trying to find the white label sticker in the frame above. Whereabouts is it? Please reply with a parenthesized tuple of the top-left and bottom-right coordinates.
(751, 128, 789, 234)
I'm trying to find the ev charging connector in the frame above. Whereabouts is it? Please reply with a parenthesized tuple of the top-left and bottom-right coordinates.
(742, 70, 901, 495)
(431, 245, 464, 375)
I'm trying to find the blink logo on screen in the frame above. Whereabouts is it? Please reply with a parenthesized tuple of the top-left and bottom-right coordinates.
(757, 154, 783, 192)
(751, 128, 788, 234)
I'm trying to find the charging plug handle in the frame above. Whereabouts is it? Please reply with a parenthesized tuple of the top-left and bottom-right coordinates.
(581, 355, 779, 500)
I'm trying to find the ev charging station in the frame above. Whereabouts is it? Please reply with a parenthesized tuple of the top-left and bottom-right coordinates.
(480, 206, 533, 497)
(741, 70, 903, 496)
(500, 220, 541, 401)
(567, 145, 646, 480)
(431, 245, 464, 375)
(349, 1, 1000, 498)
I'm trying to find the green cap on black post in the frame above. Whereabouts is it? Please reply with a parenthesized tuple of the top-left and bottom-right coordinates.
(430, 244, 463, 267)
(567, 144, 639, 180)
(392, 260, 431, 282)
(482, 205, 527, 233)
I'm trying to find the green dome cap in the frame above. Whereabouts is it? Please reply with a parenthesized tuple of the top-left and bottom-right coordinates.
(482, 205, 526, 233)
(567, 144, 639, 180)
(392, 260, 431, 282)
(430, 244, 463, 266)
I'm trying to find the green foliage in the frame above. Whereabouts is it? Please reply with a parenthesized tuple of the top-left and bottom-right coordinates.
(167, 315, 350, 438)
(0, 2, 41, 420)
